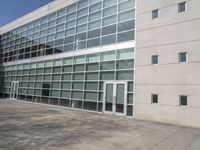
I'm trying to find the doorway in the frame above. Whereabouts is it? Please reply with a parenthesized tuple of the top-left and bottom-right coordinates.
(10, 81, 19, 100)
(103, 81, 127, 116)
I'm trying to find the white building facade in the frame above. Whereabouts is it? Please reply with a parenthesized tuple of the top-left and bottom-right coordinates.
(134, 0, 200, 128)
(0, 0, 200, 127)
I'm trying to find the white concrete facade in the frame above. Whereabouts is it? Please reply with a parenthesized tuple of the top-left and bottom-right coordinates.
(134, 0, 200, 128)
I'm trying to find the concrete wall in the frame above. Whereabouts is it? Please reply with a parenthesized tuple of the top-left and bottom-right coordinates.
(0, 0, 79, 34)
(134, 0, 200, 128)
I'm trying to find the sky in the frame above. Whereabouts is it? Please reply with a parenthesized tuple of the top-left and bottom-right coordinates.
(0, 0, 54, 27)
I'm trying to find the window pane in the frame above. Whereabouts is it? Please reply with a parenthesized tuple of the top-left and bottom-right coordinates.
(66, 28, 75, 36)
(61, 91, 70, 98)
(72, 91, 83, 99)
(103, 0, 117, 8)
(89, 2, 102, 13)
(62, 82, 71, 89)
(178, 2, 186, 13)
(117, 60, 134, 69)
(118, 10, 135, 22)
(179, 52, 187, 62)
(77, 16, 88, 25)
(77, 7, 88, 17)
(87, 54, 100, 62)
(128, 93, 133, 104)
(85, 82, 98, 90)
(83, 101, 97, 111)
(101, 61, 115, 70)
(78, 0, 88, 9)
(102, 24, 116, 35)
(66, 19, 76, 28)
(86, 63, 99, 71)
(116, 71, 133, 80)
(101, 34, 116, 45)
(117, 30, 134, 42)
(63, 66, 73, 72)
(62, 74, 72, 80)
(85, 92, 97, 100)
(88, 29, 100, 39)
(67, 4, 76, 13)
(87, 38, 100, 48)
(118, 20, 135, 32)
(76, 32, 87, 41)
(103, 5, 117, 17)
(75, 55, 86, 64)
(152, 55, 158, 64)
(101, 51, 115, 61)
(63, 57, 73, 65)
(73, 82, 84, 89)
(88, 20, 101, 30)
(77, 24, 87, 33)
(117, 48, 134, 59)
(50, 90, 60, 97)
(86, 73, 98, 80)
(73, 73, 84, 80)
(52, 82, 60, 89)
(52, 74, 61, 80)
(119, 0, 135, 12)
(103, 15, 116, 26)
(66, 12, 76, 21)
(100, 72, 114, 80)
(57, 8, 66, 17)
(74, 64, 85, 72)
(89, 11, 102, 21)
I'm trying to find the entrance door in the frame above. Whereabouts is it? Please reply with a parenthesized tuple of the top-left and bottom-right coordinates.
(10, 81, 19, 100)
(103, 81, 127, 116)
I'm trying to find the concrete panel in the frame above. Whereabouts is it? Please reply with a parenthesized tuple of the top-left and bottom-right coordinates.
(135, 0, 200, 127)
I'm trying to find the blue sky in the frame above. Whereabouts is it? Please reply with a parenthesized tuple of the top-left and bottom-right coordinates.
(0, 0, 54, 26)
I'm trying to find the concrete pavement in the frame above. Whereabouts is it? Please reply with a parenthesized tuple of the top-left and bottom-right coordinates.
(0, 99, 199, 150)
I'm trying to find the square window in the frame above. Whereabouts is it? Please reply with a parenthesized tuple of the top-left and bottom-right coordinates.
(152, 9, 159, 19)
(179, 95, 187, 106)
(152, 55, 158, 65)
(179, 52, 187, 63)
(151, 94, 158, 103)
(178, 2, 186, 13)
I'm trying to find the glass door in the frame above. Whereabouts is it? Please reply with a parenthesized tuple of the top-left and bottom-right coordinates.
(103, 81, 127, 116)
(10, 81, 19, 100)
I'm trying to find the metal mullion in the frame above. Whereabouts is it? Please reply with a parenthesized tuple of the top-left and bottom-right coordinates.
(69, 55, 75, 108)
(82, 54, 87, 109)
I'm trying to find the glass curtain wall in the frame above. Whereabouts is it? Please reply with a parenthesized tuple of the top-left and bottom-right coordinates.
(3, 48, 134, 116)
(0, 0, 135, 63)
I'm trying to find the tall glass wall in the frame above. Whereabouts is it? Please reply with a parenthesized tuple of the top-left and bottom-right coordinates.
(2, 48, 134, 116)
(0, 0, 135, 62)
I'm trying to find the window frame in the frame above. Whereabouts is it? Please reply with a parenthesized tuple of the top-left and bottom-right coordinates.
(152, 55, 159, 65)
(151, 94, 158, 104)
(152, 9, 159, 19)
(178, 1, 187, 13)
(179, 95, 188, 106)
(179, 52, 187, 63)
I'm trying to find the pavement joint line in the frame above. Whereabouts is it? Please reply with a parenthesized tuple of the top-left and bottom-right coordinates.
(115, 128, 157, 150)
(185, 132, 200, 150)
(148, 127, 183, 150)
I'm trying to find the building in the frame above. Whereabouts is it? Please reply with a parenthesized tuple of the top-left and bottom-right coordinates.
(0, 0, 135, 116)
(134, 0, 200, 127)
(0, 0, 200, 127)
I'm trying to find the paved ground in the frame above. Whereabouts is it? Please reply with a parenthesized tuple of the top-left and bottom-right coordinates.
(0, 100, 200, 150)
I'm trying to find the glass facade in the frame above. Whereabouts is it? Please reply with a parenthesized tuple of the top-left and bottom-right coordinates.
(0, 0, 135, 116)
(1, 48, 134, 115)
(0, 0, 135, 63)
